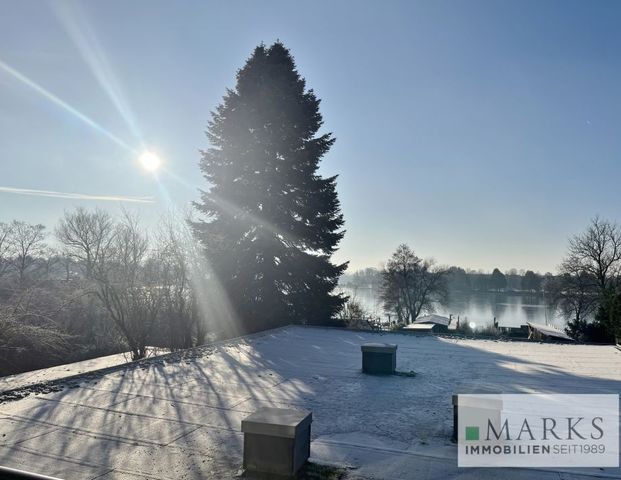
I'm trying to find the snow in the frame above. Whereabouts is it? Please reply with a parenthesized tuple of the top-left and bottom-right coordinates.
(0, 347, 167, 393)
(411, 314, 451, 326)
(1, 326, 620, 479)
(403, 323, 435, 330)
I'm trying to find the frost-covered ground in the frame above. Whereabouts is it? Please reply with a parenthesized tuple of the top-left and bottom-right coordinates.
(0, 348, 167, 393)
(0, 326, 620, 479)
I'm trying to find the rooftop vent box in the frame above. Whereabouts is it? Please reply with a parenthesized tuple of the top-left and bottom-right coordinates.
(361, 343, 397, 374)
(241, 407, 312, 476)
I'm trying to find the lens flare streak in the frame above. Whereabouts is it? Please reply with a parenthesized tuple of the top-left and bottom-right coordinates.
(0, 58, 134, 152)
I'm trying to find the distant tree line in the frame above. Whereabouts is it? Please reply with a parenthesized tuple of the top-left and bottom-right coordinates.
(445, 267, 548, 293)
(341, 264, 547, 294)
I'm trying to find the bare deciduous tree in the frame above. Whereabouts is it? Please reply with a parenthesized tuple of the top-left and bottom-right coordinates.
(380, 244, 447, 324)
(9, 221, 46, 284)
(0, 222, 13, 280)
(562, 216, 621, 291)
(557, 217, 621, 340)
(156, 217, 199, 350)
(55, 208, 119, 349)
(56, 209, 161, 360)
(54, 208, 214, 359)
(94, 212, 160, 360)
(56, 207, 116, 280)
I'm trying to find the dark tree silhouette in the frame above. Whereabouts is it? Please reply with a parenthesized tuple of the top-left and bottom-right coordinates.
(521, 270, 542, 292)
(194, 42, 347, 332)
(446, 266, 471, 292)
(490, 268, 507, 291)
(547, 272, 598, 340)
(596, 287, 621, 342)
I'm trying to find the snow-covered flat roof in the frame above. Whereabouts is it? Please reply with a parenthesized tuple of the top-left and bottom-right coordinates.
(527, 321, 574, 341)
(403, 323, 435, 330)
(1, 326, 620, 479)
(411, 314, 451, 326)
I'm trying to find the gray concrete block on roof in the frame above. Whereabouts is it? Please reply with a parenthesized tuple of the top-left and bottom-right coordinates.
(360, 343, 397, 353)
(242, 408, 312, 475)
(361, 342, 397, 374)
(241, 407, 312, 438)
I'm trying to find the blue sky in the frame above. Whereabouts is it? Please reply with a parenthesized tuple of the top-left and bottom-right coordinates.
(1, 0, 620, 273)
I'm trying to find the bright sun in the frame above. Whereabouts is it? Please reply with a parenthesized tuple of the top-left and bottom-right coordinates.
(138, 150, 161, 172)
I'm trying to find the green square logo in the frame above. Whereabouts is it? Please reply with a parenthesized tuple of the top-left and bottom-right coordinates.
(465, 426, 479, 441)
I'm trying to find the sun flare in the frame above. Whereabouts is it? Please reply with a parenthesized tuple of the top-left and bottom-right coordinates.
(138, 150, 161, 172)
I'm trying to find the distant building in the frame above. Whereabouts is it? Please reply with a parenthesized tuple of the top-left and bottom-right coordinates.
(526, 322, 574, 342)
(403, 314, 452, 333)
(403, 323, 440, 333)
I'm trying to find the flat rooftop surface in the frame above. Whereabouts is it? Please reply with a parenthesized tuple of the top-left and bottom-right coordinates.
(1, 326, 620, 479)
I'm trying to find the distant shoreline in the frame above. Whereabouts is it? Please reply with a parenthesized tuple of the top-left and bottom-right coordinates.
(339, 284, 546, 297)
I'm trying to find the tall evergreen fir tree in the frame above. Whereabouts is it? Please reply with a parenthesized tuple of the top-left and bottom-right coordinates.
(194, 42, 347, 332)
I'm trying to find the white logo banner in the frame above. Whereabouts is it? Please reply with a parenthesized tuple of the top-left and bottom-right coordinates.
(457, 394, 619, 467)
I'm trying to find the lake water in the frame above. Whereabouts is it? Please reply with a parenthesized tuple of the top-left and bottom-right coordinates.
(337, 286, 566, 329)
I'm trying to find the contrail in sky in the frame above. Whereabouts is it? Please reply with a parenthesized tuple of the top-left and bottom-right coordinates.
(0, 186, 154, 203)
